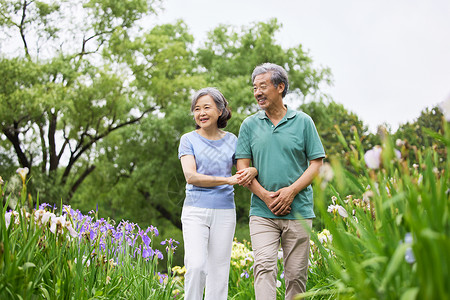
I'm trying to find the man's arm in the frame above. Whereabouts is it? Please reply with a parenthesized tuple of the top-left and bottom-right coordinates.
(236, 158, 291, 215)
(269, 158, 323, 216)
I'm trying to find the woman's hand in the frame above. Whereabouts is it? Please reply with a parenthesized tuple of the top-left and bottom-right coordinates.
(227, 174, 240, 185)
(236, 167, 258, 187)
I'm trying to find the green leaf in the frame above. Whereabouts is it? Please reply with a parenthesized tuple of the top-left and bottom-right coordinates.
(380, 243, 408, 291)
(400, 287, 420, 300)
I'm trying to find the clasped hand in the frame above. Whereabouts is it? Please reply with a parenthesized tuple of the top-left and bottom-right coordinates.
(231, 167, 258, 187)
(266, 186, 295, 216)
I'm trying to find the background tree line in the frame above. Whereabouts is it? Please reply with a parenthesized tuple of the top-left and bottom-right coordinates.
(0, 0, 445, 265)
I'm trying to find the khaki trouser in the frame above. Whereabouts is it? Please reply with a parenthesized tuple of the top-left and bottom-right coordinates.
(249, 216, 312, 300)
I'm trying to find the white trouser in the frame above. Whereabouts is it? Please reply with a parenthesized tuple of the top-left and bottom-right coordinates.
(181, 206, 236, 300)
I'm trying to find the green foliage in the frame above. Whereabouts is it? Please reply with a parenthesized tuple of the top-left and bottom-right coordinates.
(300, 121, 450, 299)
(197, 19, 332, 123)
(394, 106, 446, 167)
(299, 100, 379, 162)
(0, 177, 181, 299)
(0, 0, 165, 205)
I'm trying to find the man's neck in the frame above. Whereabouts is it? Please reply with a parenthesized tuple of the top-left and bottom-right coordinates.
(265, 104, 287, 126)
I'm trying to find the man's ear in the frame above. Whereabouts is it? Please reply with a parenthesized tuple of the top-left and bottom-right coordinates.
(277, 82, 285, 95)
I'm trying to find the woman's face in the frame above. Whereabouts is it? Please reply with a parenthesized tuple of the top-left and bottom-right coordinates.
(193, 95, 222, 130)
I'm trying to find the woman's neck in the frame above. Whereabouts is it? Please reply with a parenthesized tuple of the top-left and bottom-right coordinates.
(196, 127, 225, 140)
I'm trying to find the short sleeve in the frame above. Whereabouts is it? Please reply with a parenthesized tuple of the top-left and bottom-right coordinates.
(304, 116, 326, 161)
(235, 119, 252, 159)
(178, 134, 194, 159)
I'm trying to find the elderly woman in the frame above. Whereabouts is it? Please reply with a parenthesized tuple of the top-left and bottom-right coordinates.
(178, 87, 257, 300)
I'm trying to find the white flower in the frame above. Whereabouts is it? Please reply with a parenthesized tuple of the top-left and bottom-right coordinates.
(16, 167, 29, 184)
(276, 280, 282, 288)
(42, 212, 54, 225)
(75, 255, 90, 267)
(50, 215, 66, 234)
(327, 204, 348, 218)
(243, 255, 253, 263)
(34, 209, 46, 224)
(65, 221, 78, 238)
(396, 139, 405, 147)
(5, 211, 19, 228)
(417, 174, 423, 185)
(277, 249, 283, 260)
(63, 205, 72, 215)
(319, 163, 334, 183)
(318, 229, 332, 245)
(364, 146, 382, 169)
(331, 196, 337, 204)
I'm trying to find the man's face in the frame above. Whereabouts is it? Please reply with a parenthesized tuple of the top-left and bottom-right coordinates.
(253, 72, 284, 111)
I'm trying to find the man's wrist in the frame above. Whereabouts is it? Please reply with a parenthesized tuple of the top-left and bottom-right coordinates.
(261, 190, 272, 205)
(289, 184, 301, 197)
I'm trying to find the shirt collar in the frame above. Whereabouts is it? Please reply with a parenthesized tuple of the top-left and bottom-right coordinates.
(258, 105, 296, 120)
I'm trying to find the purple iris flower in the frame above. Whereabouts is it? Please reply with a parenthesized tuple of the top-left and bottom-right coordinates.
(240, 270, 250, 278)
(161, 238, 179, 252)
(125, 222, 134, 232)
(142, 234, 151, 248)
(99, 240, 106, 250)
(157, 272, 167, 284)
(154, 250, 164, 260)
(39, 203, 52, 210)
(89, 229, 96, 241)
(142, 247, 154, 259)
(150, 225, 159, 237)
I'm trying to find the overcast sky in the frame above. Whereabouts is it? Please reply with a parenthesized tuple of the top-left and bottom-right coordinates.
(152, 0, 450, 132)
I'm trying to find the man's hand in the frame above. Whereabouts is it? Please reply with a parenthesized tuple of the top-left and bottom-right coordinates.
(236, 167, 258, 187)
(269, 186, 295, 216)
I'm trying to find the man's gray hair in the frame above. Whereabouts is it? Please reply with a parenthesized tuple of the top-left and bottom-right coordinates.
(251, 63, 289, 98)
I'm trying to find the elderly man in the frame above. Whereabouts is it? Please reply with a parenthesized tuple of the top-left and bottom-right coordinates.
(236, 63, 325, 300)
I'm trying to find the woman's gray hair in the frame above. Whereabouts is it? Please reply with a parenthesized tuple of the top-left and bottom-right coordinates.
(251, 63, 289, 98)
(191, 87, 232, 129)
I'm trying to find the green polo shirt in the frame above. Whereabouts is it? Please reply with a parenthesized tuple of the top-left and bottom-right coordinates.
(236, 107, 325, 219)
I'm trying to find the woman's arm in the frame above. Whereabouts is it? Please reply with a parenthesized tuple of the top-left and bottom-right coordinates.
(236, 167, 258, 187)
(180, 155, 238, 187)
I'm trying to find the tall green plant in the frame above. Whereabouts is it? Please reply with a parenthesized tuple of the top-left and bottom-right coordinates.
(298, 122, 449, 299)
(0, 171, 181, 299)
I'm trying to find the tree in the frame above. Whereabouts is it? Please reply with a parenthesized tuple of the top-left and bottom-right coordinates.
(394, 106, 446, 165)
(0, 0, 165, 202)
(299, 100, 379, 161)
(72, 21, 201, 232)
